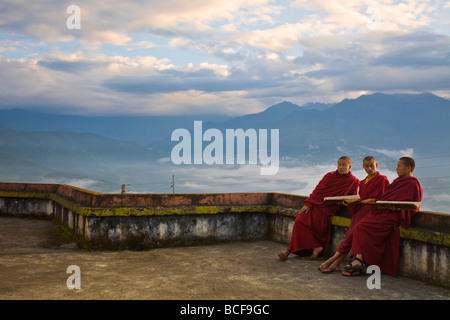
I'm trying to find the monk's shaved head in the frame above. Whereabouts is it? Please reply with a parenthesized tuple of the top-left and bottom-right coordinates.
(339, 156, 351, 165)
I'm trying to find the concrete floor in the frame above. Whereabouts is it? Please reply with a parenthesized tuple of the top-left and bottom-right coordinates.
(0, 216, 448, 302)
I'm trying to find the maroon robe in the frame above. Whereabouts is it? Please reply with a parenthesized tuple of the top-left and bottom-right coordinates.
(287, 170, 359, 256)
(350, 176, 423, 276)
(337, 172, 390, 253)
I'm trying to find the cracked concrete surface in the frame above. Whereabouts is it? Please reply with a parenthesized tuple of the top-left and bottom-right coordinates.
(0, 216, 448, 301)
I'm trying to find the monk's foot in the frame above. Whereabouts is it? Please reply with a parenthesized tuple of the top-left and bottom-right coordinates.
(277, 250, 290, 261)
(319, 256, 336, 271)
(321, 262, 341, 274)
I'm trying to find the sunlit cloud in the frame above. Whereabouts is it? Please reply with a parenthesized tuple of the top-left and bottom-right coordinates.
(358, 147, 415, 159)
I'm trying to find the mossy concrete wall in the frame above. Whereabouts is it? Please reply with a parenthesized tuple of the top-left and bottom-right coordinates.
(0, 182, 448, 287)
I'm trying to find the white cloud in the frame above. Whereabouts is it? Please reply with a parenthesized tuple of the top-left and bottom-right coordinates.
(291, 0, 438, 33)
(167, 162, 337, 195)
(362, 147, 415, 159)
(0, 1, 449, 116)
(155, 160, 406, 197)
(0, 0, 281, 44)
(46, 178, 101, 190)
(231, 23, 310, 52)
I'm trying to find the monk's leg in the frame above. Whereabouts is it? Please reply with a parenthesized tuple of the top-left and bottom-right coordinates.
(312, 246, 323, 257)
(302, 246, 323, 260)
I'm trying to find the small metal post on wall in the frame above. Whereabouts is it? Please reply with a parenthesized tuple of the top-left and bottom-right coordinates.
(121, 184, 126, 194)
(171, 175, 175, 194)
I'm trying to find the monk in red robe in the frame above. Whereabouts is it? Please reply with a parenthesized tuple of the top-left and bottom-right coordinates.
(343, 156, 423, 276)
(318, 156, 389, 273)
(278, 156, 359, 261)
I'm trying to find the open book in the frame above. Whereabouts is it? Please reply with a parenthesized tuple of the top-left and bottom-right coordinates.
(375, 201, 421, 210)
(323, 195, 361, 204)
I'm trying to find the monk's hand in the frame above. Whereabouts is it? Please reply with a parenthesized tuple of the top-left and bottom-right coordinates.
(299, 205, 311, 214)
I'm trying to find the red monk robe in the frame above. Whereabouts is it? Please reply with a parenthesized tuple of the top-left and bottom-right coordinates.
(350, 176, 423, 276)
(287, 170, 359, 257)
(337, 172, 390, 253)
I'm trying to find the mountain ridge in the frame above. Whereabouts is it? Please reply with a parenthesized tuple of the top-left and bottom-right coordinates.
(1, 92, 448, 138)
(1, 91, 449, 183)
(1, 91, 449, 160)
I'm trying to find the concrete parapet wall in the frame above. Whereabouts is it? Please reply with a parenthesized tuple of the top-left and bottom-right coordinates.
(0, 197, 53, 218)
(0, 182, 448, 287)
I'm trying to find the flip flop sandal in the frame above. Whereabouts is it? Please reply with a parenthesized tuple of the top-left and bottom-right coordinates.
(343, 257, 367, 273)
(342, 269, 364, 277)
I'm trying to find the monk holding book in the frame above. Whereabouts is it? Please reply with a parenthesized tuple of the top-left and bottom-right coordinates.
(277, 156, 359, 261)
(319, 156, 390, 273)
(342, 156, 423, 276)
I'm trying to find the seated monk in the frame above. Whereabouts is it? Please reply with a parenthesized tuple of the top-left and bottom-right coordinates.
(319, 156, 389, 273)
(278, 156, 359, 261)
(343, 156, 423, 276)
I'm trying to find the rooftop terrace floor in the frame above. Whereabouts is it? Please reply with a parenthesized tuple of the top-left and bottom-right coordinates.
(0, 216, 448, 303)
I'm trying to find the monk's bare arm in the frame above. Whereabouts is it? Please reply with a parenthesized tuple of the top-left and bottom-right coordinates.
(360, 198, 377, 204)
(299, 205, 311, 214)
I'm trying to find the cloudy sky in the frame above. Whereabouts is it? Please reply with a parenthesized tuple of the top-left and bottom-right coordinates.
(1, 0, 449, 116)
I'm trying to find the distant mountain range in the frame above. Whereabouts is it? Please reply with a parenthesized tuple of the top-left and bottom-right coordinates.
(0, 92, 449, 199)
(0, 108, 233, 146)
(199, 92, 450, 165)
